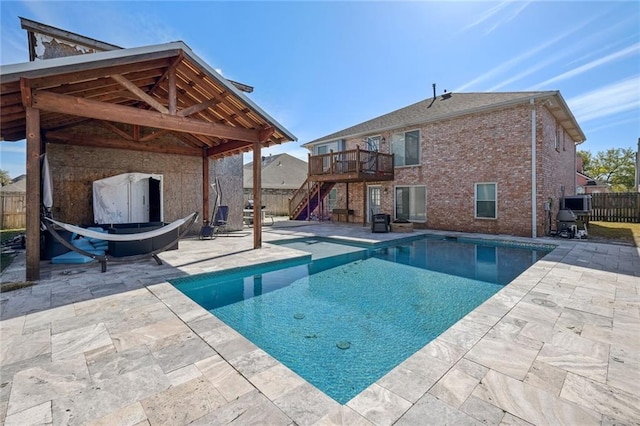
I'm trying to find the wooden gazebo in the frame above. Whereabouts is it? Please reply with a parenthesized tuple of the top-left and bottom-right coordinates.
(0, 41, 296, 280)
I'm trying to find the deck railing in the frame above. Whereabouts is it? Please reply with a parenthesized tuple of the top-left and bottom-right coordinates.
(308, 147, 394, 179)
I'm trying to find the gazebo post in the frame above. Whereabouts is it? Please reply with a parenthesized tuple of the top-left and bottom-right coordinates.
(25, 106, 41, 281)
(252, 140, 262, 249)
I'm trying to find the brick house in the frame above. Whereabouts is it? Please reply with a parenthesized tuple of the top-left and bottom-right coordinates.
(293, 90, 585, 238)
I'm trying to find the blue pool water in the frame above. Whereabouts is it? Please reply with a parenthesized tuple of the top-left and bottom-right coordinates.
(171, 236, 552, 404)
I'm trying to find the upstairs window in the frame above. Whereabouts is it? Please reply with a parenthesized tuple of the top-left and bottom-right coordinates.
(391, 130, 420, 166)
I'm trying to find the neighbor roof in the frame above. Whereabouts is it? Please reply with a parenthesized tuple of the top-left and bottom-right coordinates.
(0, 40, 296, 157)
(244, 153, 308, 189)
(304, 91, 585, 146)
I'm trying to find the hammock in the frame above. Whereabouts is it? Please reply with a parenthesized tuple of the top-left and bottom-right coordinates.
(42, 212, 199, 272)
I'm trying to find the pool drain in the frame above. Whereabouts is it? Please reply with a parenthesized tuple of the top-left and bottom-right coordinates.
(336, 341, 351, 350)
(294, 313, 305, 319)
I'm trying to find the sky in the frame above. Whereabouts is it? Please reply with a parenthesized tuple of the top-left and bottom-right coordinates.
(0, 0, 638, 179)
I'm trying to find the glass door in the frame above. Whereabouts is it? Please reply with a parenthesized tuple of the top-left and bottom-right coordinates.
(367, 185, 381, 222)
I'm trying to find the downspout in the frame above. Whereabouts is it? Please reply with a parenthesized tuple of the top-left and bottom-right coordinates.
(530, 98, 537, 238)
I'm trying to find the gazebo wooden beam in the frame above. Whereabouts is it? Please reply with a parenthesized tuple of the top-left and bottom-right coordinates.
(30, 90, 261, 142)
(45, 131, 201, 156)
(111, 74, 169, 114)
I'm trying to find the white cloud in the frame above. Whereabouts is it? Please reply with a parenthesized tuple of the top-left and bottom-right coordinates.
(530, 42, 640, 89)
(567, 76, 640, 123)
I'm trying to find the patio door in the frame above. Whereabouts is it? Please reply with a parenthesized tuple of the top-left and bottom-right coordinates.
(367, 185, 381, 222)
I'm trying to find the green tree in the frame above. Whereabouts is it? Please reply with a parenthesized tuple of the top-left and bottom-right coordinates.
(580, 148, 636, 192)
(0, 170, 11, 187)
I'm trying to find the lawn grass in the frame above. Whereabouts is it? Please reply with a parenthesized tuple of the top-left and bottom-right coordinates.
(587, 221, 640, 246)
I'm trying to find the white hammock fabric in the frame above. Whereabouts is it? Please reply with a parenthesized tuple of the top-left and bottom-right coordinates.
(44, 212, 198, 242)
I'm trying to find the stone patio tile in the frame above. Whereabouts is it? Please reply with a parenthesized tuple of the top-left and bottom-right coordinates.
(157, 293, 211, 324)
(149, 332, 216, 373)
(607, 346, 640, 396)
(7, 354, 90, 416)
(195, 354, 254, 401)
(140, 376, 226, 425)
(523, 360, 567, 396)
(51, 322, 112, 361)
(537, 329, 609, 383)
(429, 363, 482, 408)
(459, 394, 505, 425)
(86, 345, 155, 380)
(560, 372, 640, 425)
(0, 328, 50, 366)
(314, 405, 374, 425)
(465, 333, 539, 381)
(4, 400, 51, 426)
(214, 334, 261, 361)
(274, 382, 340, 426)
(102, 301, 176, 335)
(564, 298, 614, 318)
(500, 412, 535, 425)
(73, 288, 157, 317)
(421, 337, 468, 364)
(554, 307, 612, 336)
(23, 304, 76, 333)
(198, 322, 243, 347)
(230, 348, 280, 378)
(51, 362, 170, 425)
(473, 369, 600, 425)
(166, 364, 202, 387)
(395, 393, 482, 426)
(249, 363, 307, 401)
(110, 317, 191, 351)
(189, 389, 291, 426)
(87, 402, 147, 426)
(347, 383, 412, 426)
(376, 364, 436, 403)
(401, 347, 453, 381)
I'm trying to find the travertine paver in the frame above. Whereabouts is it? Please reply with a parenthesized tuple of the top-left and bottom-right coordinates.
(0, 221, 638, 425)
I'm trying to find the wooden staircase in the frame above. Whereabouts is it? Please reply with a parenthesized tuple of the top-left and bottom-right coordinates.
(289, 179, 335, 220)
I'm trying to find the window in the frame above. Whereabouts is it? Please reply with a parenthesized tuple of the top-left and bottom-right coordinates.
(314, 139, 344, 155)
(395, 186, 426, 222)
(364, 136, 381, 152)
(391, 130, 420, 166)
(327, 188, 337, 211)
(475, 183, 497, 219)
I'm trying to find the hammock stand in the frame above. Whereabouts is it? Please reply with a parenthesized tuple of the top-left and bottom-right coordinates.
(42, 212, 199, 273)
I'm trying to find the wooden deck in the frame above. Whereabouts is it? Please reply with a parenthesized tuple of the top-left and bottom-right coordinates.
(308, 147, 394, 183)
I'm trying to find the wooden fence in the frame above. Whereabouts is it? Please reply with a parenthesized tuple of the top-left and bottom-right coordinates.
(589, 192, 640, 223)
(0, 193, 26, 229)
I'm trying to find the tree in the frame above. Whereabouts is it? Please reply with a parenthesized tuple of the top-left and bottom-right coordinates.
(578, 148, 636, 192)
(0, 170, 11, 187)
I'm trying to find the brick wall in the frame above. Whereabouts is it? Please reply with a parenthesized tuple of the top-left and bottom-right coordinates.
(333, 100, 577, 237)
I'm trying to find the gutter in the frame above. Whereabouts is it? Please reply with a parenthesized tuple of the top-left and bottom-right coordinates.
(531, 98, 537, 238)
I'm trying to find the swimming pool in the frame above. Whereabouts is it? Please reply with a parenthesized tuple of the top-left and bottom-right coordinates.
(171, 236, 552, 404)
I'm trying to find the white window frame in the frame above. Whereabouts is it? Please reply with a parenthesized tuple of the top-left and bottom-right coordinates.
(475, 182, 497, 219)
(327, 188, 338, 211)
(364, 135, 382, 152)
(391, 129, 420, 167)
(394, 185, 426, 222)
(314, 139, 344, 155)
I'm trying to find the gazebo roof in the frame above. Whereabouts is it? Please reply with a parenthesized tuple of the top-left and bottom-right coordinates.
(0, 41, 296, 157)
